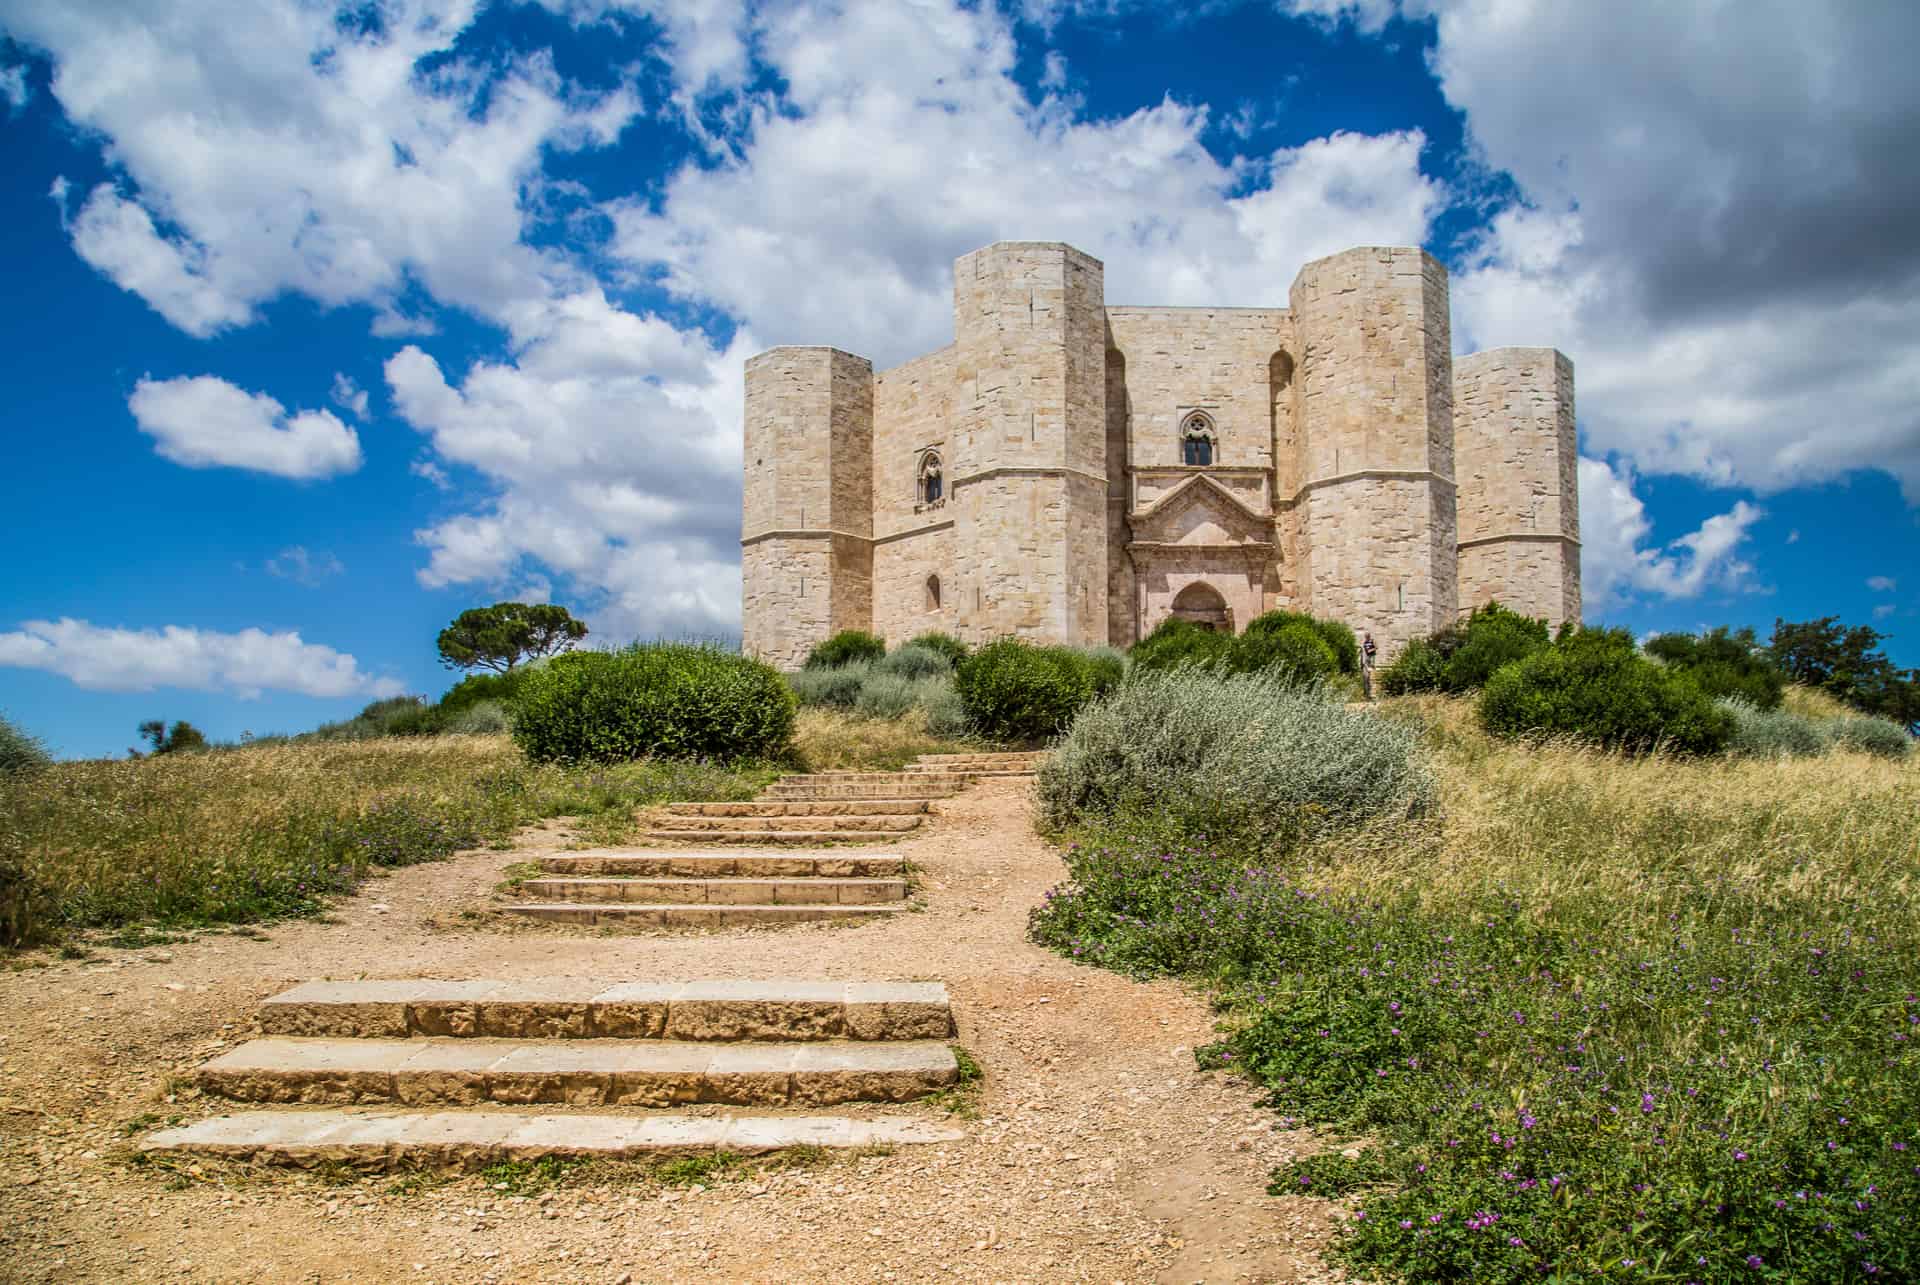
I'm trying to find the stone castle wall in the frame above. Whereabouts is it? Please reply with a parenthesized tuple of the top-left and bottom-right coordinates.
(1454, 348, 1581, 629)
(742, 241, 1578, 668)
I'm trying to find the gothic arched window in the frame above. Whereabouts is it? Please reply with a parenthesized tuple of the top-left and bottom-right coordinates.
(926, 574, 942, 612)
(918, 452, 944, 504)
(1181, 413, 1216, 467)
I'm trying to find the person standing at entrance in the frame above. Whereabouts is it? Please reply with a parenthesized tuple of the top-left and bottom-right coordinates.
(1361, 630, 1378, 700)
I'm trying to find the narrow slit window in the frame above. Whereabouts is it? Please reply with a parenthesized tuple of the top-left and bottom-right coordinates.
(926, 574, 942, 612)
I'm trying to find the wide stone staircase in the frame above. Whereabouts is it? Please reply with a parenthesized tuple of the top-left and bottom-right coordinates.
(141, 979, 965, 1168)
(501, 750, 1042, 930)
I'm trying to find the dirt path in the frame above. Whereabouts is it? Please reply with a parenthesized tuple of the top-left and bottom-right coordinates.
(0, 781, 1349, 1284)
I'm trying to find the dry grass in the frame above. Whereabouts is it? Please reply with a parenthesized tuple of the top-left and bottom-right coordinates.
(1781, 683, 1855, 721)
(790, 707, 982, 771)
(0, 735, 771, 945)
(1314, 693, 1920, 926)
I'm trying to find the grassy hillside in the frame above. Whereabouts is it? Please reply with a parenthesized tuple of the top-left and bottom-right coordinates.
(1034, 690, 1920, 1282)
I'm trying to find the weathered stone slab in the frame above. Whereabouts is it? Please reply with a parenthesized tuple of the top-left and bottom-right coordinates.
(142, 1112, 964, 1168)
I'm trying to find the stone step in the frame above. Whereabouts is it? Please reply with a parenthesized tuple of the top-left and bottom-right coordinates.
(503, 903, 902, 928)
(259, 980, 953, 1041)
(778, 773, 972, 787)
(141, 1111, 963, 1169)
(763, 785, 959, 800)
(903, 768, 1035, 778)
(664, 800, 930, 817)
(514, 877, 907, 906)
(650, 814, 923, 833)
(537, 852, 906, 878)
(197, 1038, 958, 1107)
(637, 829, 901, 847)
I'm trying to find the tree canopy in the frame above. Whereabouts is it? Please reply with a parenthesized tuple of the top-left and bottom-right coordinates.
(1770, 616, 1920, 732)
(436, 602, 588, 674)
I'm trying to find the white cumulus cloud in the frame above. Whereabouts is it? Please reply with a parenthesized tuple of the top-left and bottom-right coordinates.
(608, 1, 1441, 365)
(1578, 457, 1765, 610)
(0, 619, 402, 699)
(129, 375, 362, 479)
(1867, 576, 1897, 593)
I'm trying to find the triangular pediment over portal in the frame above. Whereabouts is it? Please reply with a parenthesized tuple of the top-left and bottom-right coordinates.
(1130, 474, 1273, 547)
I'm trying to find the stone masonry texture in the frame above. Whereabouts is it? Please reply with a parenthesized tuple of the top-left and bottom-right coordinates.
(742, 241, 1580, 667)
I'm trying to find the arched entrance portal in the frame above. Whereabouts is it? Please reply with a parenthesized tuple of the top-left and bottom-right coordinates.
(1169, 581, 1232, 632)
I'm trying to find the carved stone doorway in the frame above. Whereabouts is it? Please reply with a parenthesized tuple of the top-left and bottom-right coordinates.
(1169, 581, 1232, 633)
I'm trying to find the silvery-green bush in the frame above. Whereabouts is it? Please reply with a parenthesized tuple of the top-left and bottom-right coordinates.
(922, 681, 969, 736)
(853, 672, 927, 720)
(446, 699, 512, 735)
(1717, 697, 1827, 758)
(1037, 666, 1434, 848)
(1828, 714, 1913, 759)
(787, 660, 876, 708)
(876, 643, 954, 680)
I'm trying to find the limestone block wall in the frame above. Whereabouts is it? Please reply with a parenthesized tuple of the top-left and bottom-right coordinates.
(1289, 246, 1459, 653)
(870, 343, 959, 643)
(1103, 307, 1291, 470)
(950, 243, 1108, 646)
(1104, 345, 1136, 645)
(740, 346, 874, 667)
(1453, 348, 1581, 628)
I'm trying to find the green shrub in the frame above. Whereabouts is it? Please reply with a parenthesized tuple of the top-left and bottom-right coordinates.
(1718, 697, 1828, 758)
(876, 643, 953, 680)
(438, 668, 531, 715)
(0, 713, 51, 778)
(954, 639, 1106, 742)
(1226, 620, 1337, 686)
(906, 632, 969, 667)
(787, 661, 874, 708)
(1129, 618, 1232, 672)
(1378, 636, 1447, 696)
(1036, 666, 1433, 849)
(1478, 628, 1732, 755)
(1078, 645, 1127, 695)
(512, 643, 796, 764)
(1243, 610, 1360, 675)
(1441, 602, 1550, 690)
(1646, 625, 1786, 709)
(1828, 714, 1913, 759)
(803, 630, 886, 669)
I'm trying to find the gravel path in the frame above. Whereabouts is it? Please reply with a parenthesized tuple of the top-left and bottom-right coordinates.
(0, 781, 1351, 1283)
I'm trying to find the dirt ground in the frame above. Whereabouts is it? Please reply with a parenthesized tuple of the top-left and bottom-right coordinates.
(0, 780, 1351, 1284)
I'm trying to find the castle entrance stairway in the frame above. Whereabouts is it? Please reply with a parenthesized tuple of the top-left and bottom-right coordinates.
(499, 751, 1044, 930)
(140, 979, 963, 1169)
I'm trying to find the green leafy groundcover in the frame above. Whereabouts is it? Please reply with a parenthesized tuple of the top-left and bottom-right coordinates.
(1031, 828, 1918, 1282)
(513, 643, 796, 764)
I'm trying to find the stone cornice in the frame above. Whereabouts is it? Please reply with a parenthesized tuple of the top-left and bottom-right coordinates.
(874, 519, 954, 546)
(1457, 531, 1582, 550)
(1273, 468, 1457, 510)
(951, 465, 1109, 489)
(741, 527, 868, 548)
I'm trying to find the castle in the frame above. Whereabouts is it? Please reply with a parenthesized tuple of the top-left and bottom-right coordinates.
(741, 241, 1579, 668)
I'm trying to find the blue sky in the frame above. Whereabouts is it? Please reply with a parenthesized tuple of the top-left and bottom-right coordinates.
(1, 0, 1916, 759)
